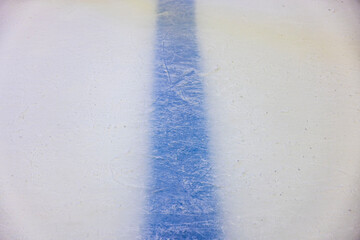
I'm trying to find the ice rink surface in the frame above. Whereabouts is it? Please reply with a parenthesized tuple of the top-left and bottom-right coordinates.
(1, 0, 360, 239)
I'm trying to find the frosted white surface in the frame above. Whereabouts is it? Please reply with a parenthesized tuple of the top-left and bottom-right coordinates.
(0, 1, 155, 239)
(197, 0, 360, 239)
(0, 0, 360, 239)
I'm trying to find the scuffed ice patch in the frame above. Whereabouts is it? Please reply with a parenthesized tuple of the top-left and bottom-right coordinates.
(143, 0, 222, 239)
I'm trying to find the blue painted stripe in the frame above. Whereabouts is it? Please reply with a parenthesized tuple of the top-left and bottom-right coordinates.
(144, 0, 221, 239)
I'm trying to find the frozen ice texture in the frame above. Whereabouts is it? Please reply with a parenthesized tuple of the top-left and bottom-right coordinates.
(0, 0, 360, 239)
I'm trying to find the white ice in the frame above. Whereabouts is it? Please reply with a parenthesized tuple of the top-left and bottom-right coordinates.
(0, 1, 155, 239)
(0, 0, 360, 239)
(198, 1, 360, 239)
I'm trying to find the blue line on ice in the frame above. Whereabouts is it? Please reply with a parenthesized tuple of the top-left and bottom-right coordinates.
(144, 0, 221, 239)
